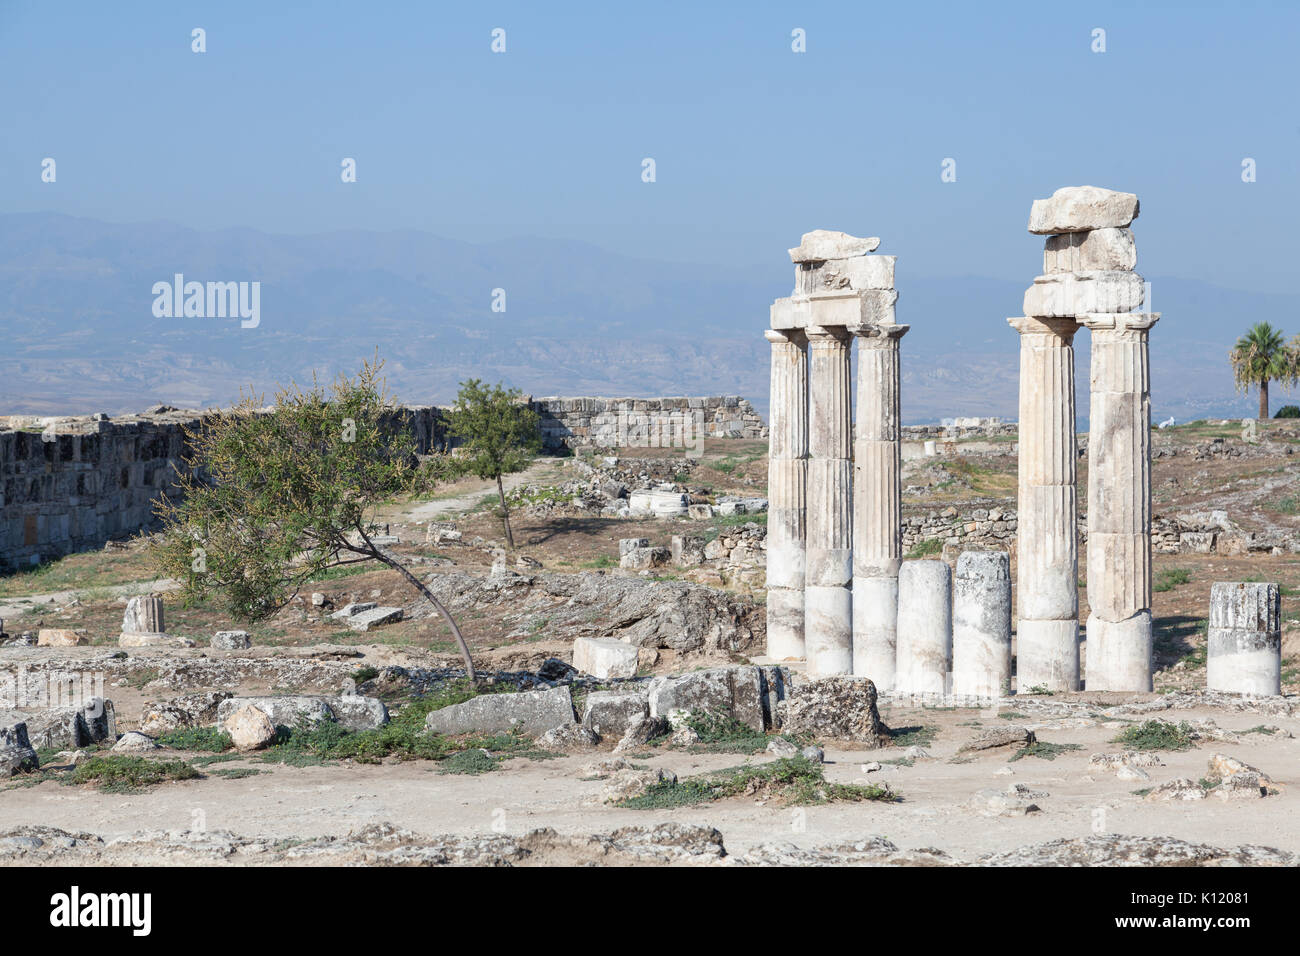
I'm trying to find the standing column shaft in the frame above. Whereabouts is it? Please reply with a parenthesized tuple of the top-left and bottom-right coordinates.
(896, 559, 952, 696)
(1084, 313, 1158, 691)
(804, 326, 853, 675)
(952, 550, 1012, 699)
(1008, 316, 1080, 691)
(851, 324, 909, 686)
(765, 329, 808, 660)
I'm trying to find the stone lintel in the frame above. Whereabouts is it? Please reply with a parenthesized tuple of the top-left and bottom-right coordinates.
(1079, 312, 1160, 333)
(765, 328, 808, 346)
(805, 324, 853, 344)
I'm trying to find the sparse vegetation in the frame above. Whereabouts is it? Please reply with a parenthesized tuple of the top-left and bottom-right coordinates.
(618, 756, 896, 809)
(70, 755, 201, 793)
(1008, 741, 1082, 762)
(156, 727, 233, 752)
(906, 538, 944, 559)
(1153, 568, 1192, 592)
(1112, 720, 1196, 752)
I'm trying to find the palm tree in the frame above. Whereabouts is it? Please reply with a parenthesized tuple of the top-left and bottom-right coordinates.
(1230, 322, 1300, 419)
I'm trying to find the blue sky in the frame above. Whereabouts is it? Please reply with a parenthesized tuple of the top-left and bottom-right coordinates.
(2, 0, 1296, 291)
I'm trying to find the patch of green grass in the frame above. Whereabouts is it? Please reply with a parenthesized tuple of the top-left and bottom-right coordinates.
(1275, 496, 1300, 516)
(210, 767, 265, 779)
(1241, 725, 1278, 736)
(1021, 684, 1054, 696)
(1112, 719, 1196, 752)
(1008, 741, 1082, 762)
(997, 711, 1028, 720)
(619, 756, 896, 809)
(906, 538, 943, 559)
(1153, 567, 1192, 592)
(581, 554, 617, 569)
(888, 724, 937, 748)
(69, 755, 201, 793)
(351, 666, 380, 683)
(678, 709, 770, 754)
(437, 749, 499, 774)
(191, 753, 245, 767)
(156, 726, 233, 752)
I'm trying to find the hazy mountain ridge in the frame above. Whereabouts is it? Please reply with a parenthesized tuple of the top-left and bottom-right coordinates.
(0, 213, 1277, 423)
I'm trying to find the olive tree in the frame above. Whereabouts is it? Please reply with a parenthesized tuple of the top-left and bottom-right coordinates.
(150, 359, 476, 677)
(446, 379, 541, 551)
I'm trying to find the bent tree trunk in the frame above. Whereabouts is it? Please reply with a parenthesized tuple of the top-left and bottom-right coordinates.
(375, 550, 476, 680)
(496, 473, 515, 551)
(1260, 378, 1270, 420)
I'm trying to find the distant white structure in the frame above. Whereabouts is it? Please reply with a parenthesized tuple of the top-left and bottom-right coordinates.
(1157, 416, 1175, 429)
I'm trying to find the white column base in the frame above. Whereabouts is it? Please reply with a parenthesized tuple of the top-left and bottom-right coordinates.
(1085, 611, 1152, 692)
(852, 574, 898, 689)
(1016, 619, 1080, 692)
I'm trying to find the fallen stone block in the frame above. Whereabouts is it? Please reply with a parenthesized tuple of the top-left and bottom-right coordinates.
(1212, 772, 1266, 800)
(139, 693, 231, 737)
(613, 715, 671, 753)
(330, 602, 377, 620)
(37, 629, 88, 647)
(788, 229, 881, 262)
(620, 547, 671, 571)
(424, 686, 575, 737)
(776, 675, 886, 743)
(216, 696, 333, 730)
(536, 724, 600, 751)
(960, 726, 1035, 752)
(601, 767, 677, 804)
(1144, 777, 1207, 802)
(345, 607, 404, 631)
(327, 695, 389, 731)
(572, 637, 639, 679)
(224, 705, 276, 752)
(647, 666, 768, 732)
(118, 632, 196, 648)
(211, 630, 251, 650)
(111, 732, 158, 753)
(582, 691, 649, 738)
(618, 538, 650, 556)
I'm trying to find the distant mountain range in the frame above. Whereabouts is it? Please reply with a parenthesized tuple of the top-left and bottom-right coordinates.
(0, 212, 1282, 425)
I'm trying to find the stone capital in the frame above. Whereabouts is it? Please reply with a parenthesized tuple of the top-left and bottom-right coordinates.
(805, 325, 853, 345)
(1007, 315, 1079, 343)
(765, 328, 807, 346)
(851, 322, 910, 346)
(1079, 312, 1160, 333)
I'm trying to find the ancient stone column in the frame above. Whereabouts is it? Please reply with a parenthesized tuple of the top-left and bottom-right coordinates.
(896, 560, 952, 696)
(804, 325, 854, 675)
(1082, 312, 1159, 691)
(1207, 582, 1281, 696)
(1008, 316, 1080, 691)
(765, 329, 808, 661)
(851, 323, 909, 687)
(952, 551, 1012, 699)
(123, 594, 164, 635)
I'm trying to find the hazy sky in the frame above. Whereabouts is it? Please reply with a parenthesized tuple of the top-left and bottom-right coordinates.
(2, 0, 1295, 290)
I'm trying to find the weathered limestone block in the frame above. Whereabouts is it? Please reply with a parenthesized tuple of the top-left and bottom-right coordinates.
(646, 666, 779, 731)
(139, 692, 231, 736)
(788, 229, 881, 262)
(1023, 271, 1144, 317)
(770, 290, 897, 329)
(1028, 185, 1140, 234)
(572, 637, 639, 679)
(581, 691, 649, 738)
(952, 551, 1012, 699)
(1043, 227, 1136, 273)
(224, 704, 276, 751)
(211, 630, 251, 650)
(896, 560, 952, 696)
(776, 675, 887, 744)
(345, 606, 403, 631)
(1206, 582, 1281, 696)
(670, 534, 706, 567)
(37, 629, 88, 647)
(424, 686, 576, 736)
(216, 695, 332, 729)
(627, 491, 688, 516)
(619, 537, 650, 556)
(620, 546, 671, 570)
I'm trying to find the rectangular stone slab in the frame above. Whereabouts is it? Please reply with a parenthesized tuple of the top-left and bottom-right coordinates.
(1028, 186, 1139, 234)
(424, 686, 575, 736)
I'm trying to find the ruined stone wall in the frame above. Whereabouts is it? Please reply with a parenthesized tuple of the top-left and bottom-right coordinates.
(0, 396, 763, 569)
(530, 396, 767, 451)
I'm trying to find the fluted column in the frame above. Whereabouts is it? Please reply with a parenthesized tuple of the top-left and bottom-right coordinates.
(1008, 316, 1080, 691)
(805, 325, 854, 675)
(765, 329, 808, 660)
(1082, 312, 1158, 690)
(851, 323, 908, 687)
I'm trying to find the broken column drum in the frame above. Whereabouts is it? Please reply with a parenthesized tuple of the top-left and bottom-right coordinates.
(895, 559, 952, 696)
(1206, 582, 1281, 696)
(951, 550, 1012, 699)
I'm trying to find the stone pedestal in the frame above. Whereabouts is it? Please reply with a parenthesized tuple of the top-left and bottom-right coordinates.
(1207, 582, 1281, 696)
(896, 560, 952, 696)
(764, 329, 808, 661)
(952, 551, 1012, 699)
(851, 323, 908, 687)
(1008, 316, 1080, 691)
(805, 325, 854, 676)
(1082, 312, 1158, 691)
